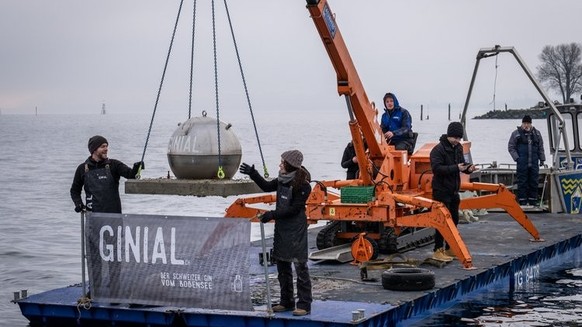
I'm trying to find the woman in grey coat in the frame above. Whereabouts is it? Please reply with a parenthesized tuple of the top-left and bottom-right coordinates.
(239, 150, 312, 316)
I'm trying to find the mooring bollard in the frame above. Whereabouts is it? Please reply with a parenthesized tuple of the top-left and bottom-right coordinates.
(21, 290, 28, 298)
(13, 291, 20, 301)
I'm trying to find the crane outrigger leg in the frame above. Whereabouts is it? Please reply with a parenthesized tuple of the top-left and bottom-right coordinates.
(459, 182, 543, 241)
(391, 194, 474, 268)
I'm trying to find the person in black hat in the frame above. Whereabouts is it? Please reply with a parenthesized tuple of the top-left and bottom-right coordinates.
(70, 135, 144, 213)
(379, 92, 415, 154)
(239, 150, 312, 316)
(430, 122, 477, 262)
(508, 115, 545, 206)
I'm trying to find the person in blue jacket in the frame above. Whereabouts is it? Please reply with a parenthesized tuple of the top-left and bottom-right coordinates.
(380, 92, 414, 153)
(508, 115, 546, 206)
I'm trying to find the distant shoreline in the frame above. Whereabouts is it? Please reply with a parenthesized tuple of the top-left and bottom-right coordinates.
(473, 108, 547, 119)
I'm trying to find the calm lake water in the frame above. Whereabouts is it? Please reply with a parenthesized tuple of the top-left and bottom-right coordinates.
(1, 110, 579, 326)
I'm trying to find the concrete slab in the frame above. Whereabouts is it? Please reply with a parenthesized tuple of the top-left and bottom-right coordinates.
(125, 178, 263, 197)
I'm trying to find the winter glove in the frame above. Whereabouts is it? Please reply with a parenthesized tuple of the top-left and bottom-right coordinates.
(540, 161, 545, 167)
(259, 211, 274, 223)
(133, 161, 145, 170)
(74, 203, 86, 213)
(239, 163, 256, 175)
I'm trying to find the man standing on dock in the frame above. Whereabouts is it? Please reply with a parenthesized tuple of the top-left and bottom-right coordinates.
(508, 115, 546, 206)
(70, 135, 143, 213)
(430, 122, 477, 261)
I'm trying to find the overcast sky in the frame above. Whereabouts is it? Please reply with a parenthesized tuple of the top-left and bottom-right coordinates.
(1, 0, 581, 117)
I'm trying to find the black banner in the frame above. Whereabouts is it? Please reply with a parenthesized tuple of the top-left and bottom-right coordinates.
(85, 212, 252, 311)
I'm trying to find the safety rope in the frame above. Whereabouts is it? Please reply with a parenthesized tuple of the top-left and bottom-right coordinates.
(212, 0, 225, 179)
(490, 54, 499, 110)
(188, 0, 198, 120)
(140, 0, 185, 172)
(223, 0, 269, 178)
(76, 295, 92, 324)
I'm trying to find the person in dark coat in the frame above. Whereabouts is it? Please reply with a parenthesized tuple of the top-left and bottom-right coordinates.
(341, 141, 359, 179)
(70, 135, 143, 213)
(507, 115, 546, 206)
(430, 122, 477, 261)
(380, 92, 414, 153)
(239, 150, 312, 316)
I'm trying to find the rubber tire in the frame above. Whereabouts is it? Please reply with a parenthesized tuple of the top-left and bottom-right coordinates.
(381, 268, 435, 291)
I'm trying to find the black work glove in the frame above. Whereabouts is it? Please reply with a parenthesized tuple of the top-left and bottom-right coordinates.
(74, 203, 86, 213)
(540, 161, 545, 167)
(259, 211, 274, 223)
(133, 161, 145, 170)
(239, 163, 256, 175)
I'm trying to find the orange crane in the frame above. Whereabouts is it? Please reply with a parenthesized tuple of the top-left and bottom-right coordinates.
(226, 0, 542, 269)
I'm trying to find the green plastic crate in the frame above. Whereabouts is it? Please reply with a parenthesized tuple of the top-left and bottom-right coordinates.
(340, 186, 375, 203)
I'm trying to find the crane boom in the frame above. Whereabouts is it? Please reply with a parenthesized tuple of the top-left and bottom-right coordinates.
(306, 0, 389, 185)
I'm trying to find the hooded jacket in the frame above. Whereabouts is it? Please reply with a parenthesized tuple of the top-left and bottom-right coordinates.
(380, 93, 413, 143)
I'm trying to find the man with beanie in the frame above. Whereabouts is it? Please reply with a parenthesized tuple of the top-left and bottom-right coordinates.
(70, 135, 144, 213)
(508, 115, 545, 206)
(239, 150, 312, 316)
(430, 122, 477, 261)
(380, 92, 415, 154)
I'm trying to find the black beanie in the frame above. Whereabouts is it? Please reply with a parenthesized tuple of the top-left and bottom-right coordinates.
(447, 122, 464, 138)
(88, 135, 108, 154)
(522, 115, 532, 123)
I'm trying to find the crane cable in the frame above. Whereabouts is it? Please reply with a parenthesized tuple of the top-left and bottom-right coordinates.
(223, 0, 269, 178)
(141, 0, 269, 179)
(139, 0, 186, 178)
(188, 0, 198, 120)
(211, 0, 226, 179)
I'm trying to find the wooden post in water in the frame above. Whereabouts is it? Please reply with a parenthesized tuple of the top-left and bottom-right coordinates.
(448, 104, 451, 121)
(420, 105, 423, 121)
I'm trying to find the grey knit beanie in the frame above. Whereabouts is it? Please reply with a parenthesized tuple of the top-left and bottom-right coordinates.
(281, 150, 303, 169)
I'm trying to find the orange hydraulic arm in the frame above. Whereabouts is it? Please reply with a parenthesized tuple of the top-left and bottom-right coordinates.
(306, 0, 388, 186)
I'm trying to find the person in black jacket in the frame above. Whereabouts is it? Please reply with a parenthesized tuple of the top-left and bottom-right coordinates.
(507, 115, 546, 206)
(341, 141, 359, 179)
(430, 122, 477, 262)
(239, 150, 312, 316)
(70, 135, 143, 213)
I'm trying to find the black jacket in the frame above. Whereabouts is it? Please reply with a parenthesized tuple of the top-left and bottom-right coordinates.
(70, 157, 138, 213)
(249, 169, 311, 262)
(341, 142, 359, 180)
(430, 135, 470, 200)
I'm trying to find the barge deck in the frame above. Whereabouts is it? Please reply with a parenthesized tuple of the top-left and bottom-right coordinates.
(15, 212, 582, 326)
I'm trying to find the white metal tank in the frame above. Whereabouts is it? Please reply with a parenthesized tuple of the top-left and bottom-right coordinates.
(167, 113, 242, 179)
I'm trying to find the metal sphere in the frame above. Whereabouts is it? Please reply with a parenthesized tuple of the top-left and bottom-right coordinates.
(167, 114, 242, 179)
